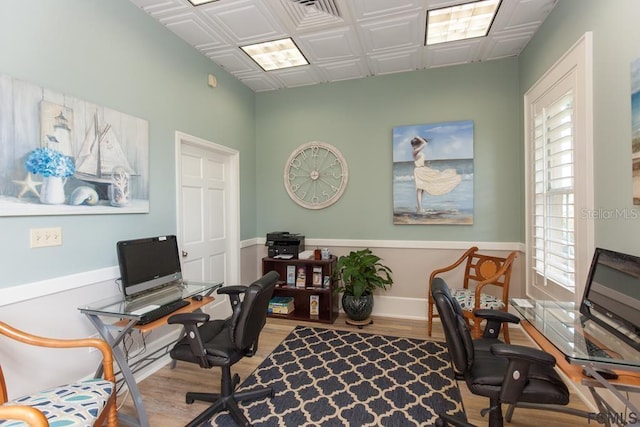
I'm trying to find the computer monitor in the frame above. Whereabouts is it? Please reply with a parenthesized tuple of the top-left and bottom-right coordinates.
(116, 235, 183, 298)
(580, 247, 640, 349)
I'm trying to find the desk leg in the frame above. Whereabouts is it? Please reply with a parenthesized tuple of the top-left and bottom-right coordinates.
(583, 364, 640, 417)
(85, 314, 150, 427)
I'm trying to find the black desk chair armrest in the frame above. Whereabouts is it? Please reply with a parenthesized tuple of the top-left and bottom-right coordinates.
(491, 344, 556, 366)
(217, 285, 248, 295)
(168, 312, 210, 326)
(168, 312, 211, 367)
(474, 309, 520, 339)
(217, 285, 249, 310)
(474, 309, 520, 324)
(491, 343, 557, 404)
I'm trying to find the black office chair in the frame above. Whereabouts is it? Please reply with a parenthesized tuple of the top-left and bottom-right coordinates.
(431, 278, 571, 427)
(436, 413, 476, 427)
(168, 271, 279, 427)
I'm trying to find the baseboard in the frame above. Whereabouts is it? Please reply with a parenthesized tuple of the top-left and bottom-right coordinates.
(371, 294, 428, 320)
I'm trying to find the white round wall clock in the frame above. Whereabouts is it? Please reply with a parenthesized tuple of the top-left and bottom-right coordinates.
(283, 141, 349, 209)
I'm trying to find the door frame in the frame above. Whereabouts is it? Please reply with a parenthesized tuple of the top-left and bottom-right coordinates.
(175, 131, 241, 288)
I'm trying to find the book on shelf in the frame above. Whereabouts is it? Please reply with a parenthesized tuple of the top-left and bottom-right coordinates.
(269, 296, 294, 306)
(309, 295, 319, 315)
(296, 266, 306, 288)
(312, 266, 322, 287)
(322, 275, 330, 288)
(286, 265, 295, 286)
(268, 296, 295, 314)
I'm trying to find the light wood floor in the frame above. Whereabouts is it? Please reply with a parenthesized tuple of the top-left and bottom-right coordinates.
(119, 315, 593, 426)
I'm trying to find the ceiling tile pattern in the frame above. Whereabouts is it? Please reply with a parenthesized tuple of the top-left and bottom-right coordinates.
(129, 0, 557, 92)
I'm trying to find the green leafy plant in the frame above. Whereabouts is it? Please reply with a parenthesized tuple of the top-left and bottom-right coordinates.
(333, 248, 393, 298)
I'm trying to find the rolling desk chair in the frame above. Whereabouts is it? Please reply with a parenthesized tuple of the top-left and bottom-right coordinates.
(432, 278, 572, 427)
(168, 271, 278, 427)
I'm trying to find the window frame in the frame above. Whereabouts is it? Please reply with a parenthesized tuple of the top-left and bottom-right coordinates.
(524, 32, 594, 303)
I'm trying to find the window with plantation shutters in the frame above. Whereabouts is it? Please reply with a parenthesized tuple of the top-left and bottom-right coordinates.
(524, 33, 594, 303)
(532, 91, 575, 295)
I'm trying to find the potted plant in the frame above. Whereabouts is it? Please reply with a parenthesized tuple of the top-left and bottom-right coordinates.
(333, 248, 393, 324)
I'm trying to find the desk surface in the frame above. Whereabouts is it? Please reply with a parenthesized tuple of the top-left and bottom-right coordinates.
(78, 281, 222, 319)
(511, 299, 640, 372)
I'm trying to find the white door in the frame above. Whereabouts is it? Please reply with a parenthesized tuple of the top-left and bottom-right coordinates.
(176, 132, 240, 314)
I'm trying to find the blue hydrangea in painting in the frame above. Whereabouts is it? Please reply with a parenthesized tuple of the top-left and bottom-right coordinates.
(25, 147, 76, 177)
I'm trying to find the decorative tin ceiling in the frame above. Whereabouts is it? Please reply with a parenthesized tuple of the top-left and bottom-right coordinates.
(129, 0, 557, 92)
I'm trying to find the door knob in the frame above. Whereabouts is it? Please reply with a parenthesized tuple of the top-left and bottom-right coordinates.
(182, 250, 188, 257)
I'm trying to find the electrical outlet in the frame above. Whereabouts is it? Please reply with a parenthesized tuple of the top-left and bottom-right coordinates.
(30, 227, 62, 248)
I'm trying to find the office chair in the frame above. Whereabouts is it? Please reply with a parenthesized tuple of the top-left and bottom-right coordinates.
(428, 246, 517, 342)
(436, 413, 476, 427)
(0, 322, 117, 427)
(168, 271, 278, 427)
(431, 278, 571, 427)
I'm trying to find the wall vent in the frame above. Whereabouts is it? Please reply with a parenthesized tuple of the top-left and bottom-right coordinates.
(282, 0, 343, 30)
(292, 0, 340, 17)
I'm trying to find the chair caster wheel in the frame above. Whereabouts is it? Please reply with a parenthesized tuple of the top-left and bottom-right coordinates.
(186, 398, 194, 404)
(232, 373, 240, 387)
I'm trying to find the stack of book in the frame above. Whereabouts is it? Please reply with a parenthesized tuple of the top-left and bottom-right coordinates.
(268, 296, 295, 314)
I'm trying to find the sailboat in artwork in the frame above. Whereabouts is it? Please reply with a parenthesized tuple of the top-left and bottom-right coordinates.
(74, 112, 136, 184)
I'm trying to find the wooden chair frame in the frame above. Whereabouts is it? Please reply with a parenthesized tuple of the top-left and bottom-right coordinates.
(0, 321, 117, 427)
(428, 247, 518, 342)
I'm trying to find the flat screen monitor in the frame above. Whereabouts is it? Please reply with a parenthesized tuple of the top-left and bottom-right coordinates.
(116, 235, 182, 298)
(580, 247, 640, 349)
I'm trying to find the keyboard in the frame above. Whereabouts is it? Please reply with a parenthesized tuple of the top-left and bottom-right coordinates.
(584, 338, 613, 359)
(136, 299, 190, 325)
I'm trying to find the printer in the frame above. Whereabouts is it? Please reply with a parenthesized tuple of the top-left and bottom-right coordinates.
(266, 232, 305, 258)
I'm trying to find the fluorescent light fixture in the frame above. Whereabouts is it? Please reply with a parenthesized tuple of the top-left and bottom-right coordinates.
(241, 38, 309, 71)
(187, 0, 218, 5)
(426, 0, 501, 46)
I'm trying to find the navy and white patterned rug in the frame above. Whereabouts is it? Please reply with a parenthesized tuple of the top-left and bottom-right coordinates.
(207, 326, 465, 426)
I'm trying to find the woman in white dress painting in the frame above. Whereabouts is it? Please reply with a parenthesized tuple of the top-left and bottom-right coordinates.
(410, 136, 462, 213)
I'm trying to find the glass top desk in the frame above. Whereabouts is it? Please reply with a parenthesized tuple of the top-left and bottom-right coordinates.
(511, 298, 640, 418)
(79, 280, 222, 427)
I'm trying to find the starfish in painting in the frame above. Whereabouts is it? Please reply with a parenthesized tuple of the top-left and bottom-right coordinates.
(13, 172, 42, 198)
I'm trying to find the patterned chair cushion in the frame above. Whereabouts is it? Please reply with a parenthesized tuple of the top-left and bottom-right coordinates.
(450, 288, 505, 312)
(0, 378, 113, 427)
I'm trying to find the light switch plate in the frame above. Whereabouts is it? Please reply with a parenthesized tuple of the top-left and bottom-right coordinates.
(30, 227, 62, 248)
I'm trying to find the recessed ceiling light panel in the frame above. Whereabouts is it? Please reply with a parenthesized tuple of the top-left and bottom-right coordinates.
(187, 0, 218, 5)
(426, 0, 501, 46)
(241, 38, 309, 71)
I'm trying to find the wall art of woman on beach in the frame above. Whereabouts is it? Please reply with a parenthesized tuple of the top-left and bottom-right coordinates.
(410, 136, 462, 213)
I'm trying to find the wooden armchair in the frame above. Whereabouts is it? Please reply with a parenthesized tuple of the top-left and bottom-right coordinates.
(428, 247, 518, 342)
(0, 321, 117, 427)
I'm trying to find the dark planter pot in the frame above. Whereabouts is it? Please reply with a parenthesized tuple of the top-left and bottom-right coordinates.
(342, 293, 374, 321)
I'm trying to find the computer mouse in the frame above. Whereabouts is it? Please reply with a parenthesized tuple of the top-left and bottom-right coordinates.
(582, 367, 618, 380)
(192, 294, 203, 301)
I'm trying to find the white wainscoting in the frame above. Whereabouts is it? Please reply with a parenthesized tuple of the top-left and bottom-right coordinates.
(0, 238, 522, 401)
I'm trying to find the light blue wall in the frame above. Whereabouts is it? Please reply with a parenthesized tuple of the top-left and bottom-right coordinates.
(0, 0, 257, 287)
(519, 0, 640, 254)
(255, 59, 522, 242)
(2, 0, 637, 289)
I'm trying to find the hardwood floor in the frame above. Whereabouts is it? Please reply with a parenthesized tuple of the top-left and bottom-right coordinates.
(119, 315, 592, 426)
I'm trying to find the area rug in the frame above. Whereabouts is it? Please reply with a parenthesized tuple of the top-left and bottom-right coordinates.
(206, 326, 465, 426)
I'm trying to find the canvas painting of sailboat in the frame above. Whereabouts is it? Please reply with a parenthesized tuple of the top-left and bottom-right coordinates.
(0, 73, 149, 216)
